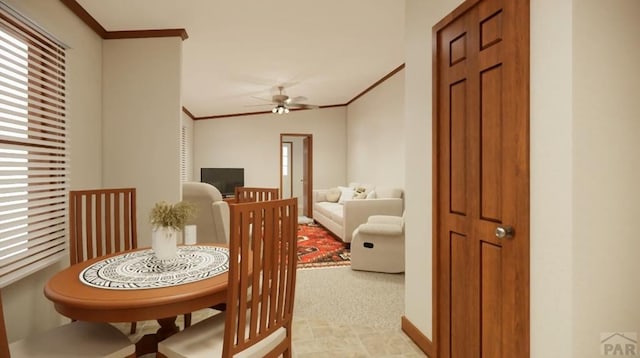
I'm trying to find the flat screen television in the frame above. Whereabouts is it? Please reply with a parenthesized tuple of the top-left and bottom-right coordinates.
(200, 168, 244, 197)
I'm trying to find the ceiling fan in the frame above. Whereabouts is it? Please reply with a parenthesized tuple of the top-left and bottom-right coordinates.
(251, 86, 320, 114)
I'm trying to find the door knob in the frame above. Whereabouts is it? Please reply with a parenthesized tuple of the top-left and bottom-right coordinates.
(495, 226, 514, 239)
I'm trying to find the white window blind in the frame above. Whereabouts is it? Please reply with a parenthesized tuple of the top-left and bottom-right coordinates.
(180, 125, 187, 182)
(0, 7, 68, 287)
(180, 124, 193, 182)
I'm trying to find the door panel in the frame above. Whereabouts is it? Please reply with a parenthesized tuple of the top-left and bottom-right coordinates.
(480, 65, 503, 222)
(450, 232, 478, 358)
(434, 0, 529, 357)
(481, 242, 503, 358)
(450, 80, 468, 216)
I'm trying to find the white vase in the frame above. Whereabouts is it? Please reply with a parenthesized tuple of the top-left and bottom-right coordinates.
(152, 226, 179, 260)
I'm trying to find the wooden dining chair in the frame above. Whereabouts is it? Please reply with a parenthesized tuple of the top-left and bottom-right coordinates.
(158, 198, 299, 358)
(0, 290, 135, 357)
(69, 188, 140, 334)
(234, 186, 280, 203)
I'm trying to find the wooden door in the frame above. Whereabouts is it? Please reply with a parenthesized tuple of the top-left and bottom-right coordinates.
(433, 0, 529, 357)
(302, 136, 310, 217)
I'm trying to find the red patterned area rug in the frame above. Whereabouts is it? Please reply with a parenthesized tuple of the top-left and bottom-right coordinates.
(297, 223, 350, 269)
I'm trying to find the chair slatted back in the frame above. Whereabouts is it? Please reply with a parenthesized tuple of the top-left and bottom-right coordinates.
(68, 188, 137, 265)
(223, 198, 298, 357)
(234, 187, 279, 203)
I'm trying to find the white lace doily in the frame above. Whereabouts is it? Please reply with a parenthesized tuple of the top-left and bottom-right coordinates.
(79, 246, 230, 290)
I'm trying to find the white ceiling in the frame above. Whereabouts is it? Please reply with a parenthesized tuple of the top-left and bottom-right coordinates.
(75, 0, 405, 118)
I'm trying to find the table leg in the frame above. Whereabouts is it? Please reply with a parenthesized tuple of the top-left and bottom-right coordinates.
(135, 316, 180, 356)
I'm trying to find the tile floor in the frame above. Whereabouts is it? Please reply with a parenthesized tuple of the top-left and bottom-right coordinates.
(116, 308, 427, 357)
(292, 316, 426, 357)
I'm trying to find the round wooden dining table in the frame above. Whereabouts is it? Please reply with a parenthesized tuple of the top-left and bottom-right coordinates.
(44, 244, 229, 356)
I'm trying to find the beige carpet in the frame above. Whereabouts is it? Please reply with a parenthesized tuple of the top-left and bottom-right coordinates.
(121, 266, 415, 357)
(294, 266, 405, 331)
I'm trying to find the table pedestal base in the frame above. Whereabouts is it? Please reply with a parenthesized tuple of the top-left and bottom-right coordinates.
(135, 316, 179, 356)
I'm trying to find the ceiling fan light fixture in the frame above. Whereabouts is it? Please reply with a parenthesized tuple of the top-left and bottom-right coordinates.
(272, 104, 289, 114)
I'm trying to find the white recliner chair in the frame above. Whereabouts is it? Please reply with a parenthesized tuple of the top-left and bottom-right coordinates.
(350, 214, 405, 273)
(182, 182, 230, 244)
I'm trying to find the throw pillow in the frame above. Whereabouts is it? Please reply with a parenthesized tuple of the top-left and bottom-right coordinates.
(325, 188, 341, 202)
(349, 183, 375, 195)
(366, 190, 377, 199)
(353, 186, 367, 199)
(338, 186, 354, 204)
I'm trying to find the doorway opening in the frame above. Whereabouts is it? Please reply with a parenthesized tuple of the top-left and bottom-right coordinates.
(280, 134, 313, 219)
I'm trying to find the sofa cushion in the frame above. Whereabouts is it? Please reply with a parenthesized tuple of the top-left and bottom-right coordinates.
(315, 202, 344, 223)
(328, 205, 344, 222)
(325, 188, 341, 202)
(338, 186, 354, 204)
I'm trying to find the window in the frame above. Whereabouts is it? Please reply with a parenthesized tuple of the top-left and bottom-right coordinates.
(282, 144, 289, 176)
(0, 5, 68, 287)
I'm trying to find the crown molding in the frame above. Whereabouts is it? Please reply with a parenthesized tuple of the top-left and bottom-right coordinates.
(347, 63, 405, 105)
(104, 29, 188, 41)
(186, 64, 405, 120)
(190, 106, 337, 121)
(181, 107, 196, 120)
(60, 0, 188, 40)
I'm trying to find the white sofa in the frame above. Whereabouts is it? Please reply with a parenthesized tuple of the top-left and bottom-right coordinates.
(312, 184, 404, 243)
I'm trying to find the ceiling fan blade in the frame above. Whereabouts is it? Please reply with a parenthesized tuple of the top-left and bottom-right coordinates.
(287, 96, 308, 103)
(244, 103, 274, 107)
(288, 103, 320, 109)
(250, 96, 274, 103)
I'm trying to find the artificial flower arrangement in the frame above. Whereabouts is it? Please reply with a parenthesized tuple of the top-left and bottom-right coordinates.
(149, 200, 195, 230)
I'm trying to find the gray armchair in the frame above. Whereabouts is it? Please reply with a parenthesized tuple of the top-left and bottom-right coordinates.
(182, 182, 229, 244)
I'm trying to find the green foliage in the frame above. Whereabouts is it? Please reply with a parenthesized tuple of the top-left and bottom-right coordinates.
(149, 200, 196, 230)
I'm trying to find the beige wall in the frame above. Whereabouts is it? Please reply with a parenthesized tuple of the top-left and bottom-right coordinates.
(572, 1, 640, 357)
(404, 0, 464, 339)
(531, 0, 573, 356)
(102, 37, 184, 245)
(1, 0, 104, 342)
(347, 69, 405, 188)
(193, 107, 348, 190)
